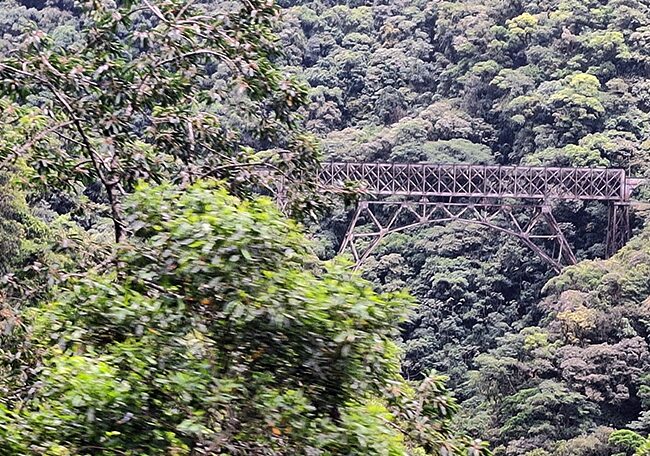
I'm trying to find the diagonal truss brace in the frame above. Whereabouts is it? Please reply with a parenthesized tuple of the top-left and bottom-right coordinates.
(339, 201, 577, 272)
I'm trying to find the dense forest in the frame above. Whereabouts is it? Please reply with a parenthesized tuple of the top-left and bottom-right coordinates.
(278, 0, 650, 454)
(0, 0, 649, 455)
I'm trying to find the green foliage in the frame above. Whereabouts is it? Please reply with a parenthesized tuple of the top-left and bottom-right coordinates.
(466, 227, 650, 454)
(280, 0, 650, 168)
(0, 181, 489, 455)
(0, 0, 318, 241)
(522, 144, 610, 167)
(3, 0, 650, 454)
(278, 1, 650, 453)
(500, 380, 598, 441)
(359, 225, 551, 392)
(0, 113, 111, 404)
(609, 430, 650, 456)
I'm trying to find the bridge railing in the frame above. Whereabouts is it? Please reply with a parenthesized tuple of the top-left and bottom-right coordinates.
(318, 162, 626, 201)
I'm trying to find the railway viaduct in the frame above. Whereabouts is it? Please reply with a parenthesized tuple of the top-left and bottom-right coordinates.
(318, 162, 648, 272)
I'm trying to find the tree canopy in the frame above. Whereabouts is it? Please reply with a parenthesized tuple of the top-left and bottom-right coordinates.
(1, 0, 650, 455)
(0, 181, 489, 455)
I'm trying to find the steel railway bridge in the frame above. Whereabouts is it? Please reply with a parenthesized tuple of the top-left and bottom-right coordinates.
(318, 162, 647, 272)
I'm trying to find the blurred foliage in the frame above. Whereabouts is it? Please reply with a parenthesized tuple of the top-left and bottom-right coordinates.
(0, 181, 489, 455)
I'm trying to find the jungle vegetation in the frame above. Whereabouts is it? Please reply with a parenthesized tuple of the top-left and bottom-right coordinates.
(0, 0, 649, 455)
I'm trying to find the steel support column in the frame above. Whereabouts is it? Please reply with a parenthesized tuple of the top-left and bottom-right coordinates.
(606, 203, 631, 258)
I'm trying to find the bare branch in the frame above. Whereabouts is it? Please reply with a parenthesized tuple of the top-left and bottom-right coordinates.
(175, 0, 196, 20)
(142, 0, 169, 23)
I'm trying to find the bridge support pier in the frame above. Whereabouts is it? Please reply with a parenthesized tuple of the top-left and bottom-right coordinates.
(339, 201, 578, 272)
(606, 202, 631, 258)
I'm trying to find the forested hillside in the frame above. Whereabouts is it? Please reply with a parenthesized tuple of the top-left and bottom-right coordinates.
(0, 0, 487, 454)
(277, 0, 650, 454)
(0, 0, 649, 455)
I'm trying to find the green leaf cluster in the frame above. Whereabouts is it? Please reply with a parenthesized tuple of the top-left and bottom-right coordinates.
(0, 181, 489, 456)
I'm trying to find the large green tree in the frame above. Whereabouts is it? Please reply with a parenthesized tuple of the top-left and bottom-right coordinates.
(0, 181, 490, 456)
(0, 0, 318, 242)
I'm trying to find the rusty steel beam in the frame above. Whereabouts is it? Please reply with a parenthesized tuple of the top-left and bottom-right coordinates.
(319, 162, 626, 201)
(606, 203, 631, 257)
(320, 162, 647, 269)
(339, 201, 579, 272)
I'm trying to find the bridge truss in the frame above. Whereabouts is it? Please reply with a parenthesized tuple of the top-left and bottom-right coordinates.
(319, 162, 639, 271)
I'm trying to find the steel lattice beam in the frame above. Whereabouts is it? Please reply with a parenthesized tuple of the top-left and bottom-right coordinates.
(319, 162, 626, 201)
(318, 162, 650, 269)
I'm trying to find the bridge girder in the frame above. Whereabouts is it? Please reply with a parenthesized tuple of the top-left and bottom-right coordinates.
(319, 162, 645, 270)
(320, 162, 626, 201)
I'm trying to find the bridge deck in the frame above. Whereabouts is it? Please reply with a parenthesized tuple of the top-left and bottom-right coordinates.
(319, 162, 627, 201)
